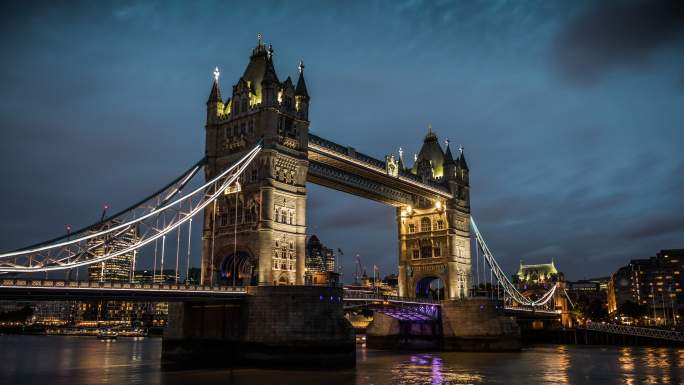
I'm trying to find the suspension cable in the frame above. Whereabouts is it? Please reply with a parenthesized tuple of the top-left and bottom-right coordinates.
(470, 216, 557, 307)
(0, 142, 262, 273)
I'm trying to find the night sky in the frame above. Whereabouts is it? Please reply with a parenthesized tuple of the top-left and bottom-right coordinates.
(1, 1, 682, 282)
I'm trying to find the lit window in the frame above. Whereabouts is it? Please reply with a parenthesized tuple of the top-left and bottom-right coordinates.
(420, 218, 431, 232)
(408, 223, 415, 233)
(412, 250, 420, 259)
(437, 220, 444, 230)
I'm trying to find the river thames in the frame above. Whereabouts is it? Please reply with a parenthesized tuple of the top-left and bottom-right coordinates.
(1, 335, 682, 385)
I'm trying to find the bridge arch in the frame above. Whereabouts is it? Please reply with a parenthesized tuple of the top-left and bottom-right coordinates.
(219, 249, 258, 287)
(413, 274, 447, 300)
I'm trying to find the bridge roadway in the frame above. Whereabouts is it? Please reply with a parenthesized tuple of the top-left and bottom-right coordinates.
(0, 280, 560, 318)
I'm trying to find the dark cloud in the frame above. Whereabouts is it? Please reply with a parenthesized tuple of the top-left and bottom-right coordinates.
(0, 1, 682, 281)
(619, 214, 684, 241)
(552, 0, 684, 84)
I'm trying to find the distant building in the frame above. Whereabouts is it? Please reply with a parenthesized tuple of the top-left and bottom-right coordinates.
(305, 235, 337, 285)
(88, 223, 139, 283)
(608, 249, 684, 325)
(133, 269, 179, 284)
(513, 260, 562, 284)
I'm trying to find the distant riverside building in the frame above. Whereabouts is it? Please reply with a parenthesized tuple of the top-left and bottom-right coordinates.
(87, 223, 139, 283)
(133, 269, 179, 284)
(608, 249, 684, 325)
(304, 235, 338, 286)
(513, 260, 562, 285)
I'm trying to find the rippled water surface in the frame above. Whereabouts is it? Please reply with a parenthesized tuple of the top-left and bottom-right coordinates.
(1, 335, 683, 384)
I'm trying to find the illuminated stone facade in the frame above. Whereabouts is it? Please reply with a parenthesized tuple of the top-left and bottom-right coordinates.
(201, 36, 471, 299)
(202, 36, 309, 286)
(397, 130, 471, 299)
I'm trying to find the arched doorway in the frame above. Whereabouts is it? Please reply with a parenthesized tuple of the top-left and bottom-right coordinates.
(219, 251, 257, 286)
(416, 276, 445, 300)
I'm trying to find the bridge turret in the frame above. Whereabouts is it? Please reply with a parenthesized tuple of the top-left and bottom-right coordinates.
(261, 45, 280, 107)
(411, 125, 445, 182)
(442, 139, 456, 180)
(206, 67, 224, 125)
(295, 60, 309, 120)
(281, 76, 296, 114)
(456, 146, 470, 202)
(201, 35, 310, 288)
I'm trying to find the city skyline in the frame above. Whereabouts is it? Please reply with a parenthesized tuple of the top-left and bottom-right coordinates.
(1, 1, 683, 282)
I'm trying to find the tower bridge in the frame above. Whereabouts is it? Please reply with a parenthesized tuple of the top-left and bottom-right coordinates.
(0, 35, 570, 368)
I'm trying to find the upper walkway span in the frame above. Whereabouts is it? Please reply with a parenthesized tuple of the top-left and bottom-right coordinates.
(307, 133, 452, 207)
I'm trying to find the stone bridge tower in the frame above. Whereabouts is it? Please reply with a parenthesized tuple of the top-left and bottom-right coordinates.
(201, 36, 310, 286)
(397, 128, 471, 299)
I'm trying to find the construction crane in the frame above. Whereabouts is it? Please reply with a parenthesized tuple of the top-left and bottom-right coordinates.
(354, 254, 363, 286)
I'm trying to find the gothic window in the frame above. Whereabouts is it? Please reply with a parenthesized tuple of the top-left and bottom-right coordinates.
(281, 263, 287, 270)
(412, 249, 420, 259)
(289, 241, 294, 250)
(437, 220, 444, 230)
(420, 218, 431, 232)
(433, 247, 441, 258)
(408, 223, 415, 233)
(421, 245, 432, 259)
(274, 207, 280, 222)
(288, 211, 293, 224)
(273, 260, 278, 269)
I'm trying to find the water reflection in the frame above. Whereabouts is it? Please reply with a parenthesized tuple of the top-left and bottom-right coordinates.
(2, 336, 684, 385)
(390, 354, 483, 385)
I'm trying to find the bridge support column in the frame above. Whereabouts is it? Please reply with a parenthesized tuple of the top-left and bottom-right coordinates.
(162, 286, 355, 369)
(441, 298, 521, 351)
(366, 312, 441, 350)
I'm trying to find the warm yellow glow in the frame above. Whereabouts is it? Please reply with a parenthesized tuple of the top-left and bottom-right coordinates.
(249, 92, 261, 107)
(277, 90, 283, 103)
(435, 201, 442, 210)
(406, 206, 412, 214)
(295, 96, 301, 111)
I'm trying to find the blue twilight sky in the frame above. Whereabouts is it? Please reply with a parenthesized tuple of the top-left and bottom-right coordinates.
(0, 0, 682, 281)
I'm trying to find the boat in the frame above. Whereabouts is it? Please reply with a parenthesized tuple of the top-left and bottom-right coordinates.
(97, 329, 118, 340)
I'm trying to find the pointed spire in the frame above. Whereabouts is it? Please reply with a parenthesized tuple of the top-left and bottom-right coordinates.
(283, 76, 294, 89)
(424, 123, 437, 142)
(458, 145, 469, 170)
(398, 147, 405, 169)
(444, 138, 454, 163)
(207, 66, 222, 105)
(295, 60, 309, 98)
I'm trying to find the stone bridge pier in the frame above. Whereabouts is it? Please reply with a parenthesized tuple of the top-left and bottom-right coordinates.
(162, 286, 355, 369)
(366, 298, 521, 351)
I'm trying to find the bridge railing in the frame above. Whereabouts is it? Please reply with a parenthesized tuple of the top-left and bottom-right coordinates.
(0, 279, 247, 294)
(342, 290, 441, 305)
(583, 322, 684, 342)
